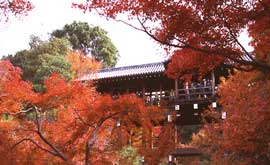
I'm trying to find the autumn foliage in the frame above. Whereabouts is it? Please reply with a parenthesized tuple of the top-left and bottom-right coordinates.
(166, 49, 224, 80)
(0, 0, 33, 21)
(74, 0, 270, 74)
(67, 51, 101, 79)
(1, 0, 270, 164)
(0, 60, 165, 164)
(73, 2, 270, 164)
(189, 70, 270, 164)
(216, 71, 270, 164)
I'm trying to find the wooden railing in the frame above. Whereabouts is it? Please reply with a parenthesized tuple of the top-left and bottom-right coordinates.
(144, 85, 216, 106)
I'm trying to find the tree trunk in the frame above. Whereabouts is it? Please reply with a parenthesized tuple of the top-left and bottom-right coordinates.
(85, 142, 91, 165)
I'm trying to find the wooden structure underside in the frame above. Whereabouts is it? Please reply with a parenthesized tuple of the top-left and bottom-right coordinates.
(80, 62, 221, 125)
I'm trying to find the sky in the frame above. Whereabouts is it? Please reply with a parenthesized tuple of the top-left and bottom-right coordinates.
(0, 0, 253, 67)
(0, 0, 165, 67)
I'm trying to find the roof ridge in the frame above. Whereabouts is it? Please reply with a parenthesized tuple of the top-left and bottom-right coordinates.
(98, 61, 165, 73)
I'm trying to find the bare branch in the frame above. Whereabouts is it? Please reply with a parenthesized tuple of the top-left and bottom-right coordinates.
(221, 15, 255, 62)
(114, 18, 145, 32)
(11, 138, 58, 156)
(33, 108, 70, 163)
(73, 108, 95, 128)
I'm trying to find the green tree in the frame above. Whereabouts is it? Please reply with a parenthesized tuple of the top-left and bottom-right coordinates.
(33, 54, 72, 91)
(29, 35, 44, 50)
(51, 21, 119, 68)
(6, 37, 72, 91)
(118, 145, 142, 165)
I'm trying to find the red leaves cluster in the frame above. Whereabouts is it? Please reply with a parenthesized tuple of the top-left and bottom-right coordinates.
(72, 1, 270, 163)
(67, 51, 101, 79)
(200, 71, 270, 164)
(0, 60, 34, 114)
(74, 0, 270, 72)
(249, 7, 270, 63)
(0, 60, 164, 164)
(166, 49, 224, 80)
(0, 0, 33, 21)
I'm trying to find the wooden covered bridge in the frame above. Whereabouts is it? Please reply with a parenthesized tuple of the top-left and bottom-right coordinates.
(80, 61, 219, 125)
(79, 61, 225, 164)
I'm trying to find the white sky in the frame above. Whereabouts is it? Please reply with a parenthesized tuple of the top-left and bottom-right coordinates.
(0, 0, 165, 67)
(0, 0, 253, 67)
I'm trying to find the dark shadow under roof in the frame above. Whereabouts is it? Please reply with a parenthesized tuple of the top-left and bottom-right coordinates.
(171, 148, 201, 156)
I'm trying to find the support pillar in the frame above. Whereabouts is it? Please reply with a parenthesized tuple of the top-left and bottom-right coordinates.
(142, 83, 146, 99)
(174, 125, 178, 146)
(211, 70, 215, 97)
(168, 155, 174, 165)
(159, 82, 163, 106)
(175, 79, 179, 98)
(159, 82, 163, 98)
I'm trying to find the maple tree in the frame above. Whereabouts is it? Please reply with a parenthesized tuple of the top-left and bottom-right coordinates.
(74, 0, 270, 76)
(0, 0, 33, 22)
(0, 60, 164, 164)
(73, 2, 270, 164)
(214, 70, 270, 164)
(188, 70, 270, 164)
(67, 51, 101, 79)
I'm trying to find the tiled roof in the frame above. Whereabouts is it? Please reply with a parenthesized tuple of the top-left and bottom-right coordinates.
(79, 62, 165, 81)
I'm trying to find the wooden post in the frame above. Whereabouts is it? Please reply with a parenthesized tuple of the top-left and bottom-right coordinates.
(142, 83, 146, 99)
(159, 82, 163, 106)
(175, 78, 179, 98)
(159, 82, 163, 98)
(117, 121, 122, 148)
(174, 125, 178, 146)
(168, 155, 174, 165)
(211, 70, 215, 97)
(151, 131, 154, 149)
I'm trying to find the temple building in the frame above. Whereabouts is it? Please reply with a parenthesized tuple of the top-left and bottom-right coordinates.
(79, 61, 227, 164)
(79, 61, 221, 125)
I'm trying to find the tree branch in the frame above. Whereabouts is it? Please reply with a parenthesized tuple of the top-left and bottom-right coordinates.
(114, 14, 270, 72)
(33, 108, 70, 163)
(11, 138, 58, 156)
(73, 108, 95, 128)
(221, 14, 255, 62)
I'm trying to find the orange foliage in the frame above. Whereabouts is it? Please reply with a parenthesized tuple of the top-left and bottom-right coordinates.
(197, 71, 270, 164)
(74, 0, 270, 72)
(0, 60, 35, 114)
(72, 1, 270, 164)
(139, 124, 175, 164)
(67, 51, 101, 79)
(166, 49, 224, 80)
(0, 60, 164, 164)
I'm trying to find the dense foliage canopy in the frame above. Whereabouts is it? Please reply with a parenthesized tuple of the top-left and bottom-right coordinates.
(0, 60, 165, 164)
(1, 0, 270, 164)
(52, 21, 119, 68)
(74, 0, 270, 76)
(5, 37, 72, 91)
(73, 0, 270, 164)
